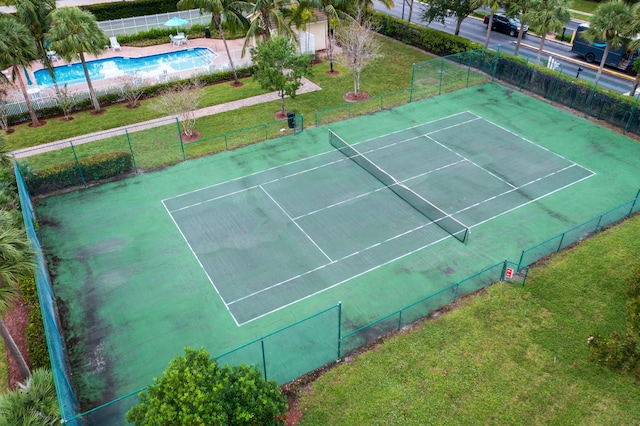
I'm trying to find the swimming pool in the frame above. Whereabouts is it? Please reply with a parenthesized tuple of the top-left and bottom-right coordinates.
(34, 48, 217, 87)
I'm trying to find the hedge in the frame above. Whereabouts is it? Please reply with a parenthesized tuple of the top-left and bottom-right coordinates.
(81, 0, 179, 22)
(18, 277, 50, 369)
(27, 152, 133, 196)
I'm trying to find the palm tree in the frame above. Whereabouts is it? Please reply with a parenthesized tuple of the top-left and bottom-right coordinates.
(585, 0, 633, 83)
(483, 0, 502, 47)
(0, 208, 35, 381)
(0, 368, 60, 425)
(0, 17, 41, 127)
(528, 0, 571, 60)
(177, 0, 249, 86)
(47, 7, 107, 113)
(243, 0, 296, 54)
(304, 0, 353, 72)
(507, 0, 533, 56)
(14, 0, 59, 94)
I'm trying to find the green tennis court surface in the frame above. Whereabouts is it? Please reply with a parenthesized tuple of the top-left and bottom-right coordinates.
(36, 83, 640, 419)
(164, 111, 593, 325)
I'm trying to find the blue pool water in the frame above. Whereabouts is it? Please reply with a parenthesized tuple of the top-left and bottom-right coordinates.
(34, 48, 217, 87)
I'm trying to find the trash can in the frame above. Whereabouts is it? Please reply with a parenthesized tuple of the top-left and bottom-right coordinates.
(287, 112, 296, 129)
(204, 27, 211, 38)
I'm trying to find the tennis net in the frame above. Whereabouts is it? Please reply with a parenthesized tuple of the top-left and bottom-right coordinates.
(329, 130, 469, 244)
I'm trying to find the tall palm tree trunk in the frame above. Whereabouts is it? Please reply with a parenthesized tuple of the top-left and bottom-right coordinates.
(596, 42, 611, 83)
(0, 318, 30, 381)
(215, 17, 239, 85)
(80, 52, 100, 113)
(15, 69, 40, 126)
(537, 33, 547, 59)
(484, 13, 495, 48)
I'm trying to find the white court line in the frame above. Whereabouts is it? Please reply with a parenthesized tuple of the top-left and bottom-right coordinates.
(235, 233, 454, 326)
(228, 219, 439, 306)
(259, 185, 333, 262)
(423, 134, 518, 190)
(161, 199, 241, 327)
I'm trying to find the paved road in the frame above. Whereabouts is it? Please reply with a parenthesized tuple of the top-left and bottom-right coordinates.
(374, 1, 635, 94)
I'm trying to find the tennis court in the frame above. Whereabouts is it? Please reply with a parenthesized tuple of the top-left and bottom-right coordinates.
(35, 83, 640, 422)
(163, 111, 593, 325)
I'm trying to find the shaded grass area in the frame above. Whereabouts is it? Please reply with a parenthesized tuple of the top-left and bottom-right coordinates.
(8, 36, 434, 164)
(0, 340, 6, 390)
(298, 215, 640, 425)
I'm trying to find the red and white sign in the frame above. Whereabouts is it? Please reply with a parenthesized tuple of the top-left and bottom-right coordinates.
(504, 268, 514, 279)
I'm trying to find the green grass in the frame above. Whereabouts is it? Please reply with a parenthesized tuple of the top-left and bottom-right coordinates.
(0, 340, 7, 391)
(570, 0, 599, 14)
(6, 37, 433, 154)
(298, 215, 640, 425)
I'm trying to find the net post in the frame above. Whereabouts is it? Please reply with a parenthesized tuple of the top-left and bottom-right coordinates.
(175, 117, 186, 161)
(69, 142, 86, 189)
(125, 129, 138, 174)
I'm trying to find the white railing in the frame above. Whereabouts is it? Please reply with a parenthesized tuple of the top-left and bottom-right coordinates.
(99, 9, 213, 38)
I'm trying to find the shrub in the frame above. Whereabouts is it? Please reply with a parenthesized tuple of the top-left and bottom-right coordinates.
(82, 0, 179, 21)
(26, 152, 133, 195)
(18, 277, 50, 369)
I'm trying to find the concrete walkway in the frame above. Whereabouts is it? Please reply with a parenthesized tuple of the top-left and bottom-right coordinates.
(11, 77, 321, 158)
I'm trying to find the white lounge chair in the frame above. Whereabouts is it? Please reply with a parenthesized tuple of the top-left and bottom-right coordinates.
(109, 37, 121, 52)
(46, 50, 60, 62)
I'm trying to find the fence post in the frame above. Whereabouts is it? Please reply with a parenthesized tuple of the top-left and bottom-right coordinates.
(175, 117, 186, 161)
(585, 79, 599, 115)
(397, 310, 402, 331)
(125, 129, 138, 174)
(337, 302, 342, 359)
(624, 93, 640, 134)
(556, 233, 565, 252)
(628, 188, 640, 216)
(261, 340, 267, 382)
(519, 57, 528, 90)
(466, 52, 472, 88)
(438, 58, 444, 96)
(69, 142, 86, 189)
(224, 133, 228, 150)
(491, 47, 500, 81)
(409, 63, 415, 103)
(517, 250, 526, 271)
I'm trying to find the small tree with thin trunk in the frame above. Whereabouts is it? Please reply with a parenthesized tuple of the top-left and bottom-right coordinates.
(0, 81, 11, 133)
(55, 85, 77, 121)
(250, 36, 313, 117)
(335, 12, 381, 99)
(117, 74, 147, 109)
(151, 81, 204, 138)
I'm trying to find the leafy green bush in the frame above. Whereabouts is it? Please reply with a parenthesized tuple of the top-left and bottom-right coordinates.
(18, 277, 50, 369)
(369, 10, 481, 56)
(126, 347, 287, 425)
(82, 0, 179, 21)
(26, 152, 133, 195)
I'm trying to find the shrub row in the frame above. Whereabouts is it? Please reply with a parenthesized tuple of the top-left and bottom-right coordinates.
(81, 0, 179, 22)
(27, 152, 133, 196)
(18, 277, 50, 369)
(369, 10, 482, 56)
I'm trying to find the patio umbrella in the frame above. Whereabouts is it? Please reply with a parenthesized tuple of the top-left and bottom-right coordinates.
(164, 17, 188, 35)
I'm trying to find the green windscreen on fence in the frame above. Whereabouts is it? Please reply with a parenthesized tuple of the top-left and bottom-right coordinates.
(14, 163, 79, 425)
(328, 130, 469, 243)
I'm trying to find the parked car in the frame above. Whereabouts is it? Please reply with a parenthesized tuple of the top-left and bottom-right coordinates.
(483, 14, 528, 37)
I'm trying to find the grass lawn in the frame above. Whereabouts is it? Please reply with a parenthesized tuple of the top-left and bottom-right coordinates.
(0, 341, 6, 390)
(5, 36, 433, 154)
(297, 215, 640, 424)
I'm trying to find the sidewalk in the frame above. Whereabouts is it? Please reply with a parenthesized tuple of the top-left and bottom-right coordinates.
(10, 77, 322, 159)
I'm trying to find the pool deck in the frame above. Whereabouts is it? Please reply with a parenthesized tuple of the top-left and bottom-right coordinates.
(16, 37, 250, 102)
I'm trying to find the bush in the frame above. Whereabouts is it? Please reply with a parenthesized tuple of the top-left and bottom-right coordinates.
(18, 277, 50, 369)
(126, 347, 287, 425)
(82, 0, 179, 21)
(26, 152, 133, 195)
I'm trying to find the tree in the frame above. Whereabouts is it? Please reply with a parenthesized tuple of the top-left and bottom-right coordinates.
(482, 0, 502, 47)
(304, 0, 353, 73)
(0, 17, 41, 127)
(47, 7, 107, 113)
(584, 0, 633, 83)
(250, 36, 312, 117)
(527, 0, 571, 59)
(0, 368, 60, 425)
(243, 0, 295, 54)
(126, 347, 287, 425)
(14, 0, 59, 94)
(506, 0, 533, 56)
(150, 81, 205, 138)
(177, 0, 248, 86)
(420, 0, 484, 36)
(335, 15, 381, 99)
(0, 207, 35, 381)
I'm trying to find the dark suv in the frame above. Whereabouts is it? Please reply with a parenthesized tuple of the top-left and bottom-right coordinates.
(483, 14, 528, 37)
